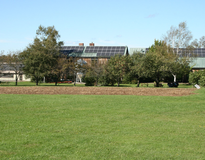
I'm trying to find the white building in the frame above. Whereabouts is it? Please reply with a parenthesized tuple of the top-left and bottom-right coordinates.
(0, 63, 30, 82)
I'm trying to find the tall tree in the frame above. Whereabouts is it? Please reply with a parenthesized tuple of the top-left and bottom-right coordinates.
(143, 40, 177, 87)
(7, 51, 23, 86)
(20, 25, 63, 85)
(131, 52, 146, 87)
(163, 22, 193, 53)
(84, 59, 104, 86)
(0, 51, 6, 74)
(50, 55, 69, 86)
(191, 36, 205, 48)
(104, 55, 132, 87)
(162, 22, 194, 82)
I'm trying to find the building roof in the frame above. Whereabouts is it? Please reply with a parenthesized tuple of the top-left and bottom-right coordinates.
(61, 46, 128, 58)
(130, 48, 205, 57)
(190, 58, 205, 69)
(130, 47, 205, 69)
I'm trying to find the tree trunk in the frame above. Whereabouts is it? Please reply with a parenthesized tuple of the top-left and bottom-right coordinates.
(73, 73, 75, 86)
(172, 74, 176, 82)
(55, 81, 57, 86)
(96, 78, 98, 86)
(155, 78, 159, 87)
(137, 80, 140, 87)
(36, 79, 38, 86)
(15, 74, 18, 86)
(117, 77, 120, 87)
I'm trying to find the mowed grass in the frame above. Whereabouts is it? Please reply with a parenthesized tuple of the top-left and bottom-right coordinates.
(0, 81, 193, 88)
(0, 89, 205, 159)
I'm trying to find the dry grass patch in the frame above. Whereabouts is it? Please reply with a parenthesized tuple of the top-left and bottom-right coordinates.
(0, 87, 196, 96)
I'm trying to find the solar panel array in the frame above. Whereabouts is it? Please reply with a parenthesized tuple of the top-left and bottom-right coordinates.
(85, 46, 126, 57)
(174, 48, 205, 57)
(61, 46, 85, 54)
(60, 46, 126, 57)
(145, 48, 205, 57)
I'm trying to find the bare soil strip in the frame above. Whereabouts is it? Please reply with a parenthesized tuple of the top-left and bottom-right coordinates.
(0, 87, 196, 96)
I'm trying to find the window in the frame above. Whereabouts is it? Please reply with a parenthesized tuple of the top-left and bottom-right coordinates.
(0, 73, 14, 78)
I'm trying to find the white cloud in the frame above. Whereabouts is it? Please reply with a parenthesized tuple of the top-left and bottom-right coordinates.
(115, 35, 122, 38)
(145, 13, 158, 18)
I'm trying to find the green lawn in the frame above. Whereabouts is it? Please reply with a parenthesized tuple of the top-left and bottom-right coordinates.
(0, 81, 193, 88)
(0, 89, 204, 159)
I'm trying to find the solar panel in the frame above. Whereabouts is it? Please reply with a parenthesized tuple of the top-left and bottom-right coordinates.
(60, 46, 85, 57)
(62, 46, 127, 57)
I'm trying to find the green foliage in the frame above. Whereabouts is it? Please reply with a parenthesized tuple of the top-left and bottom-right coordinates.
(83, 60, 104, 86)
(104, 55, 132, 87)
(20, 25, 63, 85)
(84, 69, 96, 86)
(141, 40, 192, 86)
(50, 55, 69, 86)
(6, 51, 23, 86)
(189, 72, 200, 84)
(131, 52, 146, 85)
(84, 76, 95, 86)
(142, 40, 173, 86)
(199, 76, 205, 87)
(189, 70, 205, 87)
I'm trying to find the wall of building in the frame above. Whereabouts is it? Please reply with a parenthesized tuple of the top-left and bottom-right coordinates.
(0, 73, 30, 82)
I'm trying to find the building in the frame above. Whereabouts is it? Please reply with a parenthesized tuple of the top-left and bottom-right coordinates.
(0, 63, 30, 82)
(130, 47, 205, 72)
(60, 43, 129, 82)
(61, 43, 129, 65)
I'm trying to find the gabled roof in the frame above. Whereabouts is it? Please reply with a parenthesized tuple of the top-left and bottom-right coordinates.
(61, 46, 128, 58)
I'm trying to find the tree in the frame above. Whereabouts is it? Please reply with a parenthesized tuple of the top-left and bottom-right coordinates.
(50, 55, 69, 86)
(162, 22, 194, 82)
(0, 51, 6, 74)
(163, 22, 193, 53)
(20, 25, 63, 85)
(84, 59, 104, 86)
(7, 51, 23, 86)
(142, 40, 177, 87)
(144, 40, 192, 86)
(131, 52, 146, 87)
(191, 36, 205, 48)
(66, 57, 85, 84)
(104, 55, 132, 87)
(189, 70, 205, 87)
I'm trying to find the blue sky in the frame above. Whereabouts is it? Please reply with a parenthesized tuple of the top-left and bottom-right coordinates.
(0, 0, 205, 53)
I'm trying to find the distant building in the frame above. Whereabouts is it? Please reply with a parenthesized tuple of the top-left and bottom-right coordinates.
(61, 42, 129, 65)
(60, 42, 129, 82)
(130, 47, 205, 72)
(0, 63, 30, 82)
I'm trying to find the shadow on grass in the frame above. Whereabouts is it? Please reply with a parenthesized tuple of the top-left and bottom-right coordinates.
(0, 82, 193, 88)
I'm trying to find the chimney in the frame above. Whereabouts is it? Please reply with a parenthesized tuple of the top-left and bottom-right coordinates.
(79, 43, 84, 46)
(89, 42, 94, 46)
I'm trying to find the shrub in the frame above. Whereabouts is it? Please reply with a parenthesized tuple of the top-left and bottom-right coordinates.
(84, 77, 95, 86)
(189, 72, 201, 85)
(189, 70, 205, 87)
(199, 76, 205, 87)
(131, 79, 138, 84)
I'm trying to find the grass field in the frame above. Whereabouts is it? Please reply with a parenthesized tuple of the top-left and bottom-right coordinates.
(0, 89, 204, 159)
(0, 81, 193, 88)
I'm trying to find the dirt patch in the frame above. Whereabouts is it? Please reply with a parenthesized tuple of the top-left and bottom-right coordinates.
(0, 87, 196, 96)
